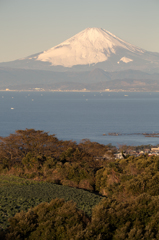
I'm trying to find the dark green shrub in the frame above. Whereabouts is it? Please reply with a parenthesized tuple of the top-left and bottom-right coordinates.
(43, 157, 56, 170)
(4, 199, 89, 240)
(0, 228, 5, 239)
(81, 193, 159, 240)
(22, 152, 40, 170)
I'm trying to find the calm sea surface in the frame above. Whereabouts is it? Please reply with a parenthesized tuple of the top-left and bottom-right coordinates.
(0, 91, 159, 147)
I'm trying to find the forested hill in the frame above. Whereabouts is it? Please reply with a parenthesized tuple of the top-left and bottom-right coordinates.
(1, 129, 159, 239)
(1, 67, 159, 91)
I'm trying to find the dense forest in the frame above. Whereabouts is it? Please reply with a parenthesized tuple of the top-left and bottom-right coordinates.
(1, 129, 159, 239)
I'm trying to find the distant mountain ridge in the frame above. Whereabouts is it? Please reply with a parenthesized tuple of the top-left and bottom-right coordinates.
(1, 67, 159, 91)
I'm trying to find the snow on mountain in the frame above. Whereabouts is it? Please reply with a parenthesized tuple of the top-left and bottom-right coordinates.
(117, 57, 133, 64)
(34, 28, 145, 67)
(1, 27, 159, 73)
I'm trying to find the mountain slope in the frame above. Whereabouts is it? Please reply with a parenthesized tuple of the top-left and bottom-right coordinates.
(1, 28, 159, 73)
(36, 27, 144, 67)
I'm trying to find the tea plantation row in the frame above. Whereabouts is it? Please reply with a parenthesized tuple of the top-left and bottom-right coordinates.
(0, 175, 104, 229)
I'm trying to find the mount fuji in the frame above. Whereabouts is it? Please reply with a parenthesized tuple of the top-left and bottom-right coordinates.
(1, 28, 159, 91)
(36, 27, 144, 68)
(1, 27, 159, 73)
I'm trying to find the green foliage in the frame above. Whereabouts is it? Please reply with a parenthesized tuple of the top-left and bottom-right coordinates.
(4, 199, 89, 240)
(43, 157, 56, 170)
(95, 154, 159, 199)
(0, 175, 103, 230)
(4, 193, 159, 239)
(59, 147, 74, 162)
(0, 228, 5, 239)
(0, 129, 111, 190)
(2, 130, 159, 239)
(80, 194, 159, 239)
(22, 152, 40, 170)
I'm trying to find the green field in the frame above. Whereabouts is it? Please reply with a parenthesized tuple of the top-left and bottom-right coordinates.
(0, 175, 104, 229)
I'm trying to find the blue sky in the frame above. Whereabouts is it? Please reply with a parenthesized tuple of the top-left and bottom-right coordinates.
(1, 0, 159, 62)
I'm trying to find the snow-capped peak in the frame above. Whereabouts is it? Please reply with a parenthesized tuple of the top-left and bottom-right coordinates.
(35, 27, 145, 67)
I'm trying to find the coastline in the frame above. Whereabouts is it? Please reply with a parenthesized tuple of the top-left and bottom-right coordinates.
(1, 89, 159, 92)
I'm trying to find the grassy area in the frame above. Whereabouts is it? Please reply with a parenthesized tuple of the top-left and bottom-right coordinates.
(0, 175, 104, 229)
(0, 175, 37, 186)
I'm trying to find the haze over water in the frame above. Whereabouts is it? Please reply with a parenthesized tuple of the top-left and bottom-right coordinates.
(0, 91, 159, 147)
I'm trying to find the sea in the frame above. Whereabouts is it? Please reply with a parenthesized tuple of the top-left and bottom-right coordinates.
(0, 91, 159, 147)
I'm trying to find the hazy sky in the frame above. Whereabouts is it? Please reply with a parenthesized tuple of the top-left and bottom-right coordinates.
(1, 0, 159, 62)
